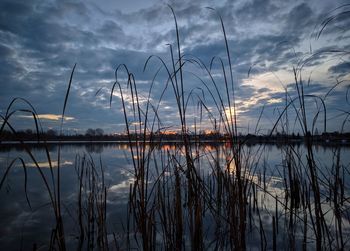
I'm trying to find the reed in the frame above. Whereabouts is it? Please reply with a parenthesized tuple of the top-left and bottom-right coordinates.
(107, 6, 268, 250)
(0, 4, 349, 251)
(110, 5, 350, 250)
(0, 66, 109, 250)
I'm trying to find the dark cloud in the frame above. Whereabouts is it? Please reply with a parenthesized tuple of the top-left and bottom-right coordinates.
(0, 0, 349, 133)
(285, 3, 314, 34)
(234, 0, 279, 21)
(328, 62, 350, 75)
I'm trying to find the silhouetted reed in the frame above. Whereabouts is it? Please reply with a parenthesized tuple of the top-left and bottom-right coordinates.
(109, 5, 350, 250)
(0, 4, 349, 251)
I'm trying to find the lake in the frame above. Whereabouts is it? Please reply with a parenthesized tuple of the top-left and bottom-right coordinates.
(0, 142, 349, 250)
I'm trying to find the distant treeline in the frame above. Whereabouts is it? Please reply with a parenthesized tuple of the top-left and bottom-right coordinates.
(1, 128, 350, 145)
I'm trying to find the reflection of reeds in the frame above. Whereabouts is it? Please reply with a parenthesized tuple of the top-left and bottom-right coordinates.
(75, 154, 108, 250)
(0, 71, 78, 250)
(108, 6, 260, 250)
(110, 5, 350, 250)
(0, 4, 349, 251)
(0, 66, 109, 250)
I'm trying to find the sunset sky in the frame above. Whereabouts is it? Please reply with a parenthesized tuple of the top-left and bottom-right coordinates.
(0, 0, 349, 134)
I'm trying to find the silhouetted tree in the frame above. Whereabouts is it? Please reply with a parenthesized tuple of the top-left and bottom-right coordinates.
(47, 129, 57, 136)
(25, 129, 33, 135)
(85, 128, 95, 136)
(95, 128, 104, 137)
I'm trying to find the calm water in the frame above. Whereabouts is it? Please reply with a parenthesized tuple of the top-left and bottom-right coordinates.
(0, 143, 349, 250)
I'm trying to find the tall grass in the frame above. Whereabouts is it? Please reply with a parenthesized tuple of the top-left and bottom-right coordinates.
(0, 4, 349, 251)
(108, 6, 236, 250)
(109, 5, 350, 250)
(0, 66, 110, 250)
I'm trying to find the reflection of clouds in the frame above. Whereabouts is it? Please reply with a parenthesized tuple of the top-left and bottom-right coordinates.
(24, 160, 73, 168)
(108, 170, 135, 205)
(0, 143, 349, 248)
(11, 210, 38, 227)
(0, 190, 54, 249)
(85, 144, 103, 153)
(109, 169, 134, 193)
(160, 144, 177, 151)
(255, 175, 350, 234)
(109, 178, 134, 194)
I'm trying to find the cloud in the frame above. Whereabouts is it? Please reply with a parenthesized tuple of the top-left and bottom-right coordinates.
(18, 114, 75, 121)
(26, 160, 73, 168)
(0, 0, 349, 133)
(328, 62, 350, 75)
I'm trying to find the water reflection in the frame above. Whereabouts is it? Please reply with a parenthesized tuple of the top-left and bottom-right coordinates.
(0, 142, 349, 249)
(85, 144, 104, 153)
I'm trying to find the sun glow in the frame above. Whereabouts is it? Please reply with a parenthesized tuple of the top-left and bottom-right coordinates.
(224, 107, 240, 122)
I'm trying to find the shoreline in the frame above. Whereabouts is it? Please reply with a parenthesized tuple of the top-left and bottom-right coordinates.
(1, 138, 349, 147)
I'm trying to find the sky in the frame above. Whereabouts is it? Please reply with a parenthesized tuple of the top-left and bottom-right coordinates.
(0, 0, 349, 135)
